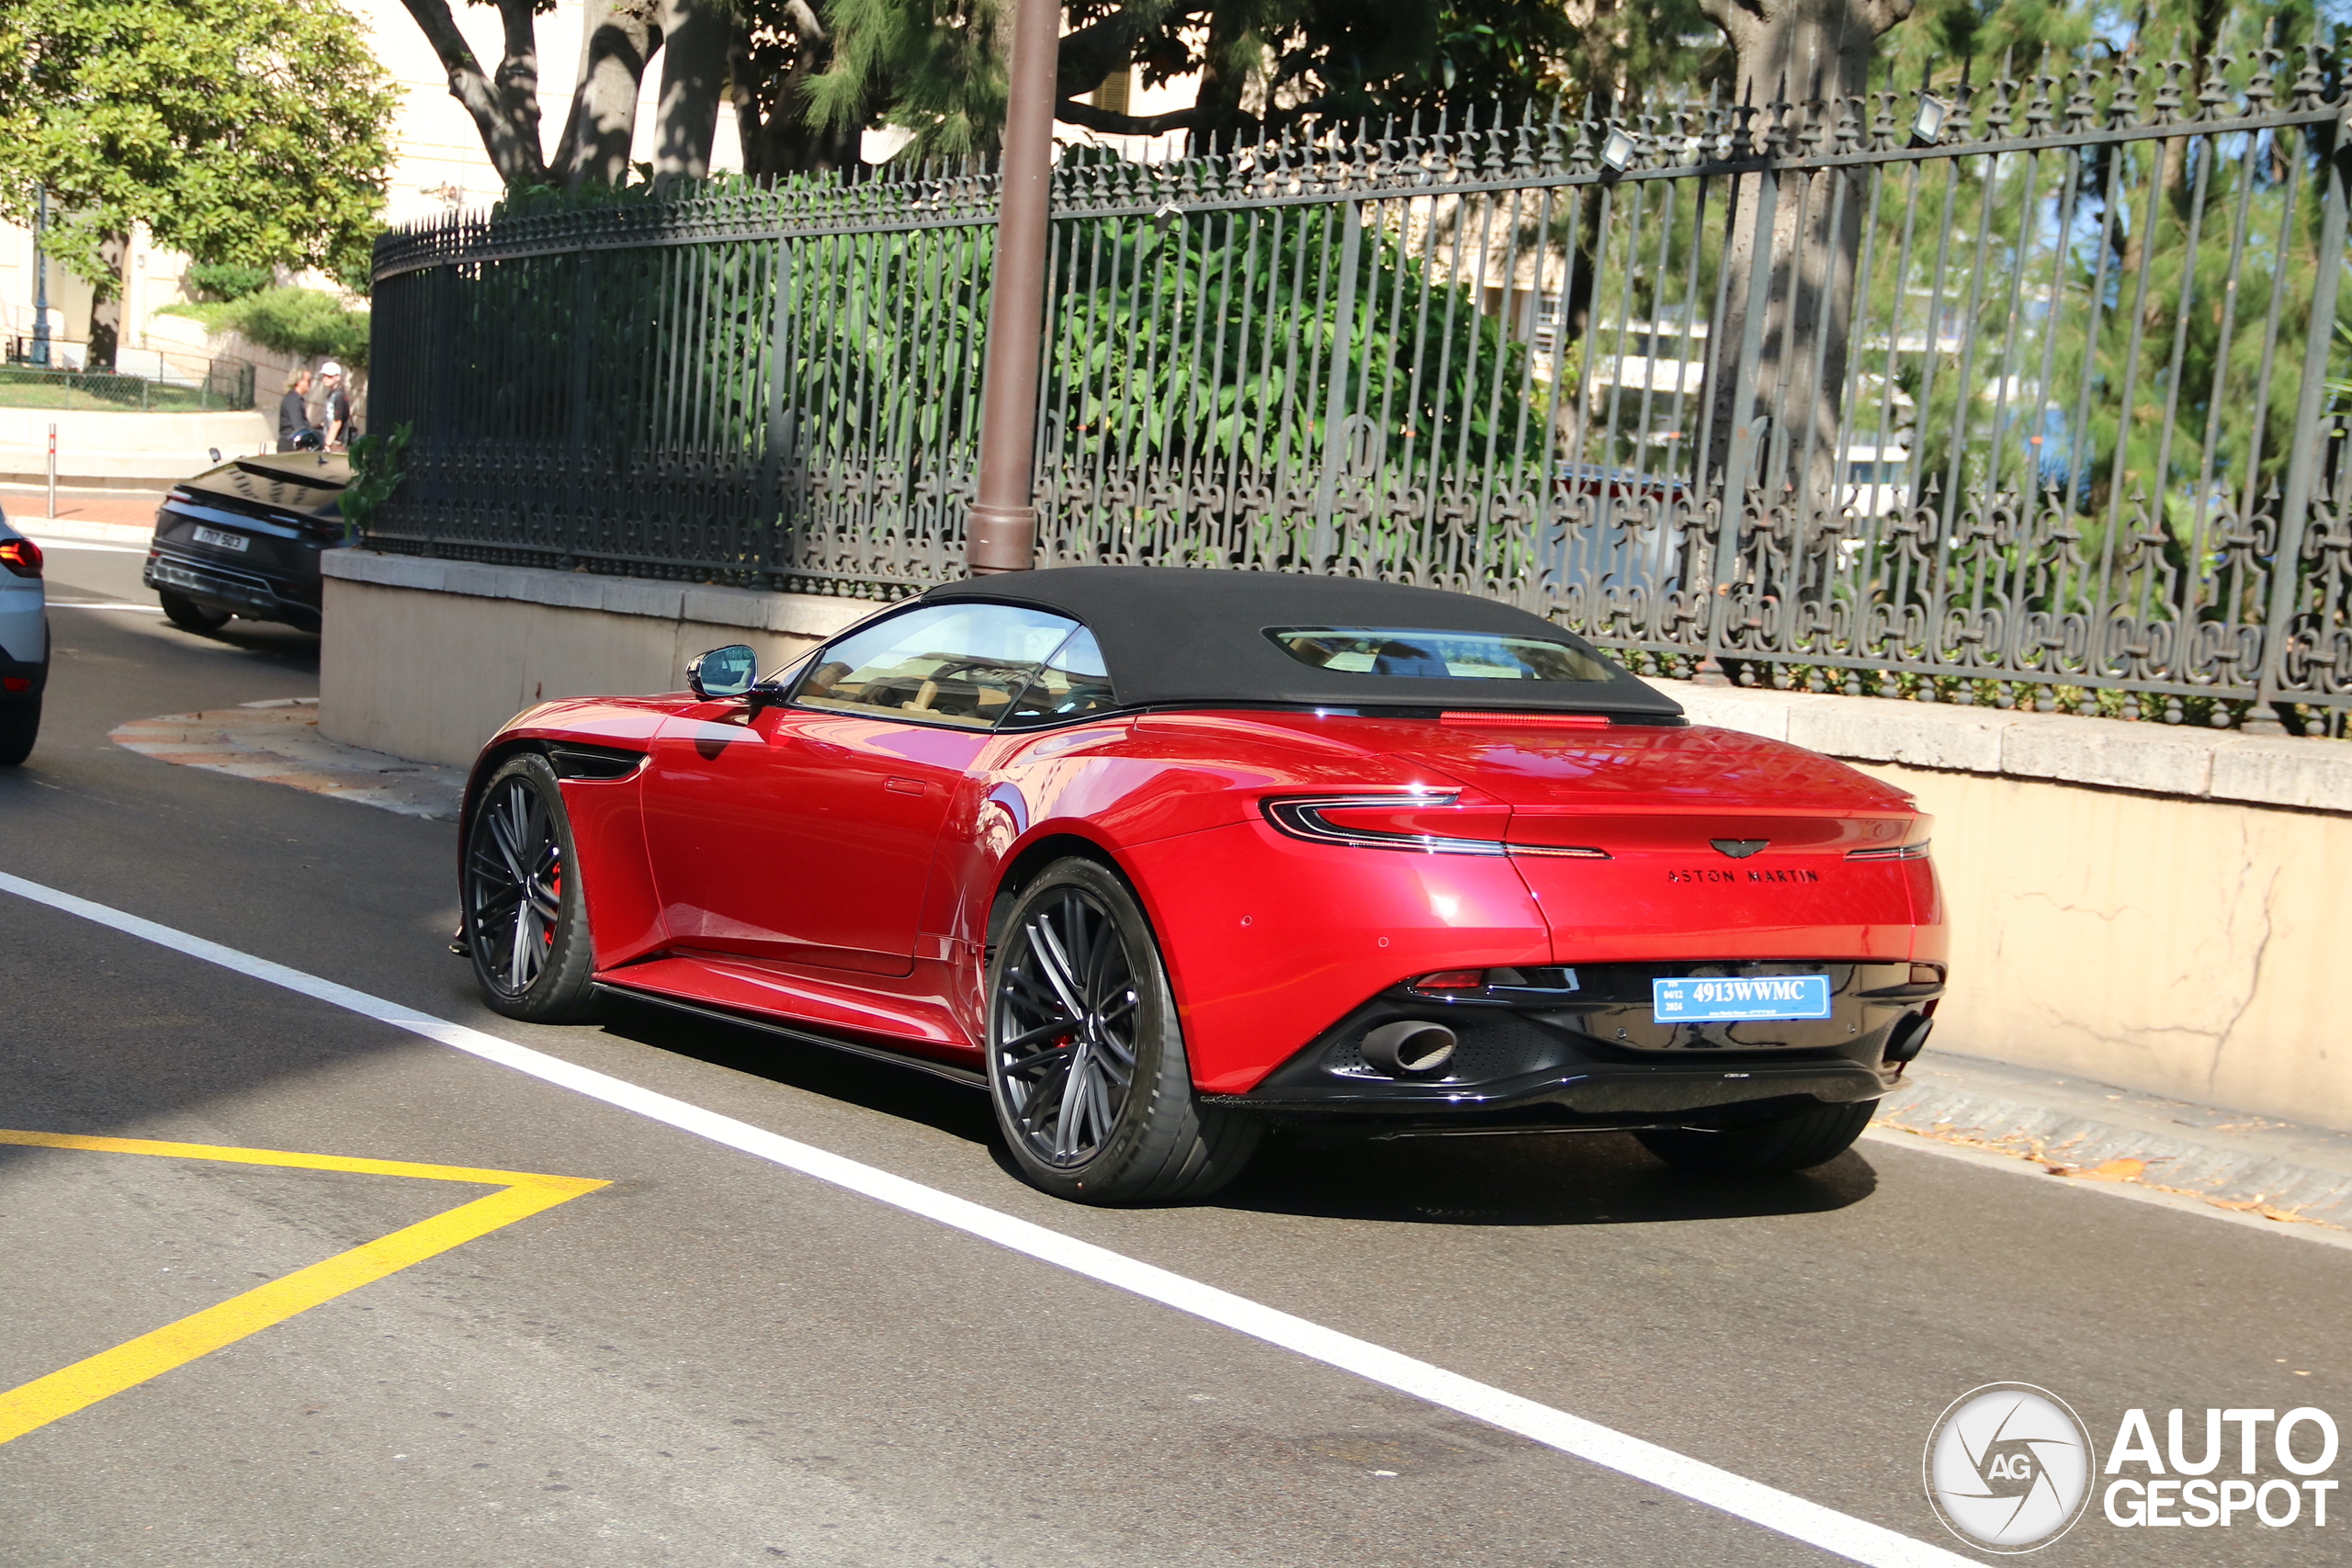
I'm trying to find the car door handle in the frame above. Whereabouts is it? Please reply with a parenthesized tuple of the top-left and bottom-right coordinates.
(885, 776, 929, 796)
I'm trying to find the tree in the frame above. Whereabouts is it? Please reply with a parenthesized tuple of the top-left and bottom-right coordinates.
(0, 0, 396, 366)
(802, 0, 1700, 161)
(1692, 0, 1915, 500)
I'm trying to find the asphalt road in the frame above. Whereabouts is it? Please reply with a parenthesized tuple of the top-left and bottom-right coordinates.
(2, 538, 2346, 1567)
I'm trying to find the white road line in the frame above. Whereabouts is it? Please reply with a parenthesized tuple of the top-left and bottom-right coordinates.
(0, 868, 1972, 1568)
(46, 601, 166, 614)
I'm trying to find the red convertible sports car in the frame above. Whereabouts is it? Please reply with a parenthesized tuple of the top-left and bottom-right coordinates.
(458, 568, 1944, 1203)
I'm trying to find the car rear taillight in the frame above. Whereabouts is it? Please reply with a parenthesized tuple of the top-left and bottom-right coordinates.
(1411, 969, 1487, 991)
(2, 677, 28, 694)
(1262, 793, 1610, 858)
(1264, 793, 1512, 855)
(0, 538, 42, 578)
(1846, 814, 1934, 860)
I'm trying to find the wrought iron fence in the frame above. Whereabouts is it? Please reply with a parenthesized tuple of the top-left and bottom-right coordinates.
(368, 45, 2352, 733)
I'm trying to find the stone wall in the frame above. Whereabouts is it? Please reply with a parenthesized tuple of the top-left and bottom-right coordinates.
(1, 406, 274, 488)
(319, 549, 2352, 1132)
(1661, 682, 2350, 1133)
(320, 552, 870, 767)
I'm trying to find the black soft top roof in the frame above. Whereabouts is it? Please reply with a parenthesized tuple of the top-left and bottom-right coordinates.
(921, 566, 1683, 720)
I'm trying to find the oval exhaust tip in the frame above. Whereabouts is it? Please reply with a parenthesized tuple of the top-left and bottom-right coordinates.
(1362, 1021, 1457, 1077)
(1884, 1013, 1934, 1065)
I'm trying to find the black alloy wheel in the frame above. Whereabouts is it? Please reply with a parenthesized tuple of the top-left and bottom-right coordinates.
(986, 857, 1260, 1204)
(158, 591, 230, 634)
(462, 752, 599, 1021)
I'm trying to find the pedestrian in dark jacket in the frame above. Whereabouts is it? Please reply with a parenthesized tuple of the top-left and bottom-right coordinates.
(319, 361, 354, 449)
(277, 369, 315, 452)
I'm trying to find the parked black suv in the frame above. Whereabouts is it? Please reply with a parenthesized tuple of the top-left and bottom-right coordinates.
(143, 452, 350, 633)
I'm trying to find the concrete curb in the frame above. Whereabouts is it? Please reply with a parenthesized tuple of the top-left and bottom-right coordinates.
(1873, 1051, 2352, 1231)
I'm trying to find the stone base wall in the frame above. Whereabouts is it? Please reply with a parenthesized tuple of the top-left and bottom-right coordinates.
(1664, 681, 2352, 1133)
(1858, 762, 2344, 1130)
(320, 552, 871, 768)
(319, 552, 2352, 1132)
(0, 407, 274, 487)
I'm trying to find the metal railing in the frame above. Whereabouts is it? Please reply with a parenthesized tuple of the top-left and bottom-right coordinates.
(368, 46, 2352, 733)
(0, 346, 256, 412)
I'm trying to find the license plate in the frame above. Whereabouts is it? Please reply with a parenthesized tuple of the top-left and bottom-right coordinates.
(191, 525, 249, 552)
(1653, 974, 1832, 1022)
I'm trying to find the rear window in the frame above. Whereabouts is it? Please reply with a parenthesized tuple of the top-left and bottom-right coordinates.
(1266, 626, 1618, 683)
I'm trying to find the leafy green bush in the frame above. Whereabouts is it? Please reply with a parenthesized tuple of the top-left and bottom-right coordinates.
(159, 288, 369, 368)
(185, 263, 272, 302)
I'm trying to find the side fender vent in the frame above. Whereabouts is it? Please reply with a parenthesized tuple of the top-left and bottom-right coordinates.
(548, 743, 647, 782)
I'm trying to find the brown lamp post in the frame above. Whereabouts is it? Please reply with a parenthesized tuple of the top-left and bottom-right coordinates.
(965, 0, 1060, 575)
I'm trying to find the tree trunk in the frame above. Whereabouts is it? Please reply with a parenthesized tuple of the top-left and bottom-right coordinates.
(652, 0, 726, 186)
(87, 231, 128, 370)
(493, 0, 547, 176)
(1698, 0, 1912, 513)
(398, 0, 549, 186)
(1190, 2, 1261, 153)
(727, 0, 857, 179)
(560, 0, 664, 188)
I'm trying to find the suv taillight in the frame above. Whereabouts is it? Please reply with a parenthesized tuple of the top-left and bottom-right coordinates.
(0, 538, 42, 578)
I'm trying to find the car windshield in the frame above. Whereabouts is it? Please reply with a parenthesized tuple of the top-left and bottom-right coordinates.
(796, 604, 1083, 728)
(1265, 626, 1618, 682)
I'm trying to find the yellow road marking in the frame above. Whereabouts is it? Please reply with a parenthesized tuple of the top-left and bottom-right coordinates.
(0, 1129, 606, 1447)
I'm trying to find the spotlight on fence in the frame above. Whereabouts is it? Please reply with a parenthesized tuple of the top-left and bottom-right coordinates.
(1910, 93, 1952, 147)
(1600, 124, 1637, 173)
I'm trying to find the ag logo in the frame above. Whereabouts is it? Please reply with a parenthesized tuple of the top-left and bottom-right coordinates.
(1924, 1383, 2097, 1552)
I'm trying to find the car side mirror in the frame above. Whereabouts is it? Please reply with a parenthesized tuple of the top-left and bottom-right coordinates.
(687, 644, 760, 700)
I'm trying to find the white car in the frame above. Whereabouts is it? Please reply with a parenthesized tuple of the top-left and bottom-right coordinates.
(0, 503, 47, 765)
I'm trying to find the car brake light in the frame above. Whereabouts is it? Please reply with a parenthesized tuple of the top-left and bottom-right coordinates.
(2, 677, 28, 693)
(1264, 793, 1511, 855)
(1441, 711, 1610, 728)
(0, 538, 42, 578)
(1411, 969, 1487, 991)
(1847, 814, 1934, 860)
(1261, 794, 1611, 859)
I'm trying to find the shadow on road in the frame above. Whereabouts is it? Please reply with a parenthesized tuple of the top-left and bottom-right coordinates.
(168, 620, 320, 671)
(599, 994, 1873, 1227)
(1223, 1128, 1875, 1226)
(594, 994, 1001, 1148)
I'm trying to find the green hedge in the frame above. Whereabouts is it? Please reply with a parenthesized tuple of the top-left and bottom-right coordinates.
(161, 287, 369, 368)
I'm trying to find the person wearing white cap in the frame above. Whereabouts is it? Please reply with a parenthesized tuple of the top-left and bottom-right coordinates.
(319, 361, 354, 451)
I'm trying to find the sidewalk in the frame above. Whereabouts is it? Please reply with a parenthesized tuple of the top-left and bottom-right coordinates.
(1874, 1051, 2352, 1233)
(2, 487, 163, 536)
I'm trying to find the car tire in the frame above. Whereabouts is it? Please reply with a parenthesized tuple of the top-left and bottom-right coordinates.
(159, 592, 230, 634)
(986, 856, 1261, 1205)
(0, 699, 38, 766)
(1634, 1100, 1876, 1176)
(462, 752, 601, 1022)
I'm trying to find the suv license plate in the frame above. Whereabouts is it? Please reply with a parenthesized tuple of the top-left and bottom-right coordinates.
(191, 525, 249, 551)
(1653, 974, 1832, 1022)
